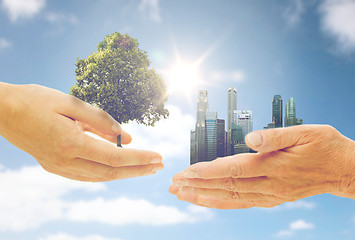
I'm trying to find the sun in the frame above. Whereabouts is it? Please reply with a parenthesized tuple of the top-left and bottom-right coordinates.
(163, 59, 202, 96)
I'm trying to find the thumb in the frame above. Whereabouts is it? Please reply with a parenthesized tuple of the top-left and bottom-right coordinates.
(245, 125, 314, 152)
(57, 94, 132, 143)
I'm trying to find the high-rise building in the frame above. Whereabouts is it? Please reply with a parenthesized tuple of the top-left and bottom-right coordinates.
(234, 110, 253, 142)
(227, 87, 237, 155)
(272, 95, 283, 128)
(205, 112, 217, 161)
(216, 119, 226, 157)
(196, 90, 208, 162)
(190, 130, 197, 165)
(230, 123, 243, 155)
(285, 97, 303, 127)
(285, 97, 296, 127)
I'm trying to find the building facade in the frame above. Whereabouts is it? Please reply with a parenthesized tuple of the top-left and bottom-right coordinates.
(234, 110, 253, 142)
(216, 119, 226, 157)
(190, 130, 197, 165)
(272, 95, 283, 128)
(285, 97, 303, 127)
(205, 111, 217, 161)
(227, 87, 237, 156)
(195, 90, 209, 163)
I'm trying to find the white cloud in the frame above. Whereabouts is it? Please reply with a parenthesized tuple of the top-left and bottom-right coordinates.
(0, 166, 105, 231)
(210, 71, 245, 83)
(66, 197, 211, 226)
(268, 200, 316, 211)
(138, 0, 161, 23)
(40, 233, 123, 240)
(282, 0, 305, 27)
(273, 219, 315, 238)
(0, 38, 11, 50)
(0, 165, 212, 232)
(45, 11, 78, 25)
(1, 0, 46, 22)
(274, 230, 294, 237)
(283, 201, 316, 209)
(319, 0, 355, 53)
(290, 219, 315, 230)
(122, 104, 194, 161)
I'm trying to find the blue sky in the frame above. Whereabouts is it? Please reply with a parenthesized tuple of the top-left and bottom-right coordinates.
(1, 0, 355, 240)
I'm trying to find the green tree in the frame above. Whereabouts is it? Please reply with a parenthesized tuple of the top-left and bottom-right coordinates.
(70, 32, 169, 126)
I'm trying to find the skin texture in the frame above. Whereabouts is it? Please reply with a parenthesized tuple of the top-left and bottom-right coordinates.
(170, 125, 355, 209)
(0, 82, 163, 182)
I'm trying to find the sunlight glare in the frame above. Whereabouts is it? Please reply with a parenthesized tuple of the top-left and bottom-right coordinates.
(165, 60, 201, 96)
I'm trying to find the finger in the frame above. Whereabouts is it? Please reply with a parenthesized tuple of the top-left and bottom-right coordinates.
(57, 93, 129, 138)
(77, 121, 131, 144)
(179, 187, 282, 202)
(52, 157, 164, 181)
(191, 194, 282, 209)
(77, 134, 162, 167)
(175, 190, 255, 209)
(245, 125, 322, 152)
(183, 154, 268, 179)
(169, 184, 179, 195)
(174, 177, 269, 193)
(172, 171, 184, 182)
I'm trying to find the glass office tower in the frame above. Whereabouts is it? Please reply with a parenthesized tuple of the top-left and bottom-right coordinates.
(205, 112, 217, 161)
(216, 119, 226, 157)
(234, 110, 253, 142)
(285, 97, 303, 127)
(272, 95, 283, 128)
(227, 87, 237, 155)
(196, 90, 209, 163)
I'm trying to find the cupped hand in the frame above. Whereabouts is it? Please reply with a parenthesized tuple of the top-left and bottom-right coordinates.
(170, 125, 355, 209)
(0, 83, 163, 181)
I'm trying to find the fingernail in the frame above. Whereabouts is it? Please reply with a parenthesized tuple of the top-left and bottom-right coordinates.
(152, 165, 163, 173)
(150, 158, 162, 164)
(184, 170, 199, 178)
(112, 124, 122, 134)
(246, 132, 263, 147)
(175, 180, 189, 187)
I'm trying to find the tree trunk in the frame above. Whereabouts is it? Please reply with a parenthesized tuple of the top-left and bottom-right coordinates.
(117, 135, 122, 147)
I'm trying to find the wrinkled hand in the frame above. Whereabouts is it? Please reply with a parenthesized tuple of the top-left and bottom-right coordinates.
(170, 125, 355, 209)
(0, 83, 163, 182)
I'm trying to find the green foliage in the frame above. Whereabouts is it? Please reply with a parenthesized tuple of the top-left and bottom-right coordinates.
(70, 32, 169, 126)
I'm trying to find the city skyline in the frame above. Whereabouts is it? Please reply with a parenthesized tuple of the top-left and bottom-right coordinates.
(191, 89, 304, 164)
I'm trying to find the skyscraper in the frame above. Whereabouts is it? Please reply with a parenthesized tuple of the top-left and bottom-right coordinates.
(234, 110, 253, 142)
(285, 97, 303, 127)
(227, 87, 237, 156)
(190, 130, 197, 165)
(195, 90, 208, 162)
(272, 95, 283, 128)
(205, 112, 217, 161)
(231, 123, 243, 155)
(285, 97, 296, 127)
(216, 119, 226, 157)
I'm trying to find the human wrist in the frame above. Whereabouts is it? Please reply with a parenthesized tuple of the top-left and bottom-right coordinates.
(0, 82, 18, 134)
(343, 139, 355, 198)
(332, 138, 355, 199)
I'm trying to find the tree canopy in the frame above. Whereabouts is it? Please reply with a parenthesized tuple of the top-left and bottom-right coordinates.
(70, 32, 169, 126)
